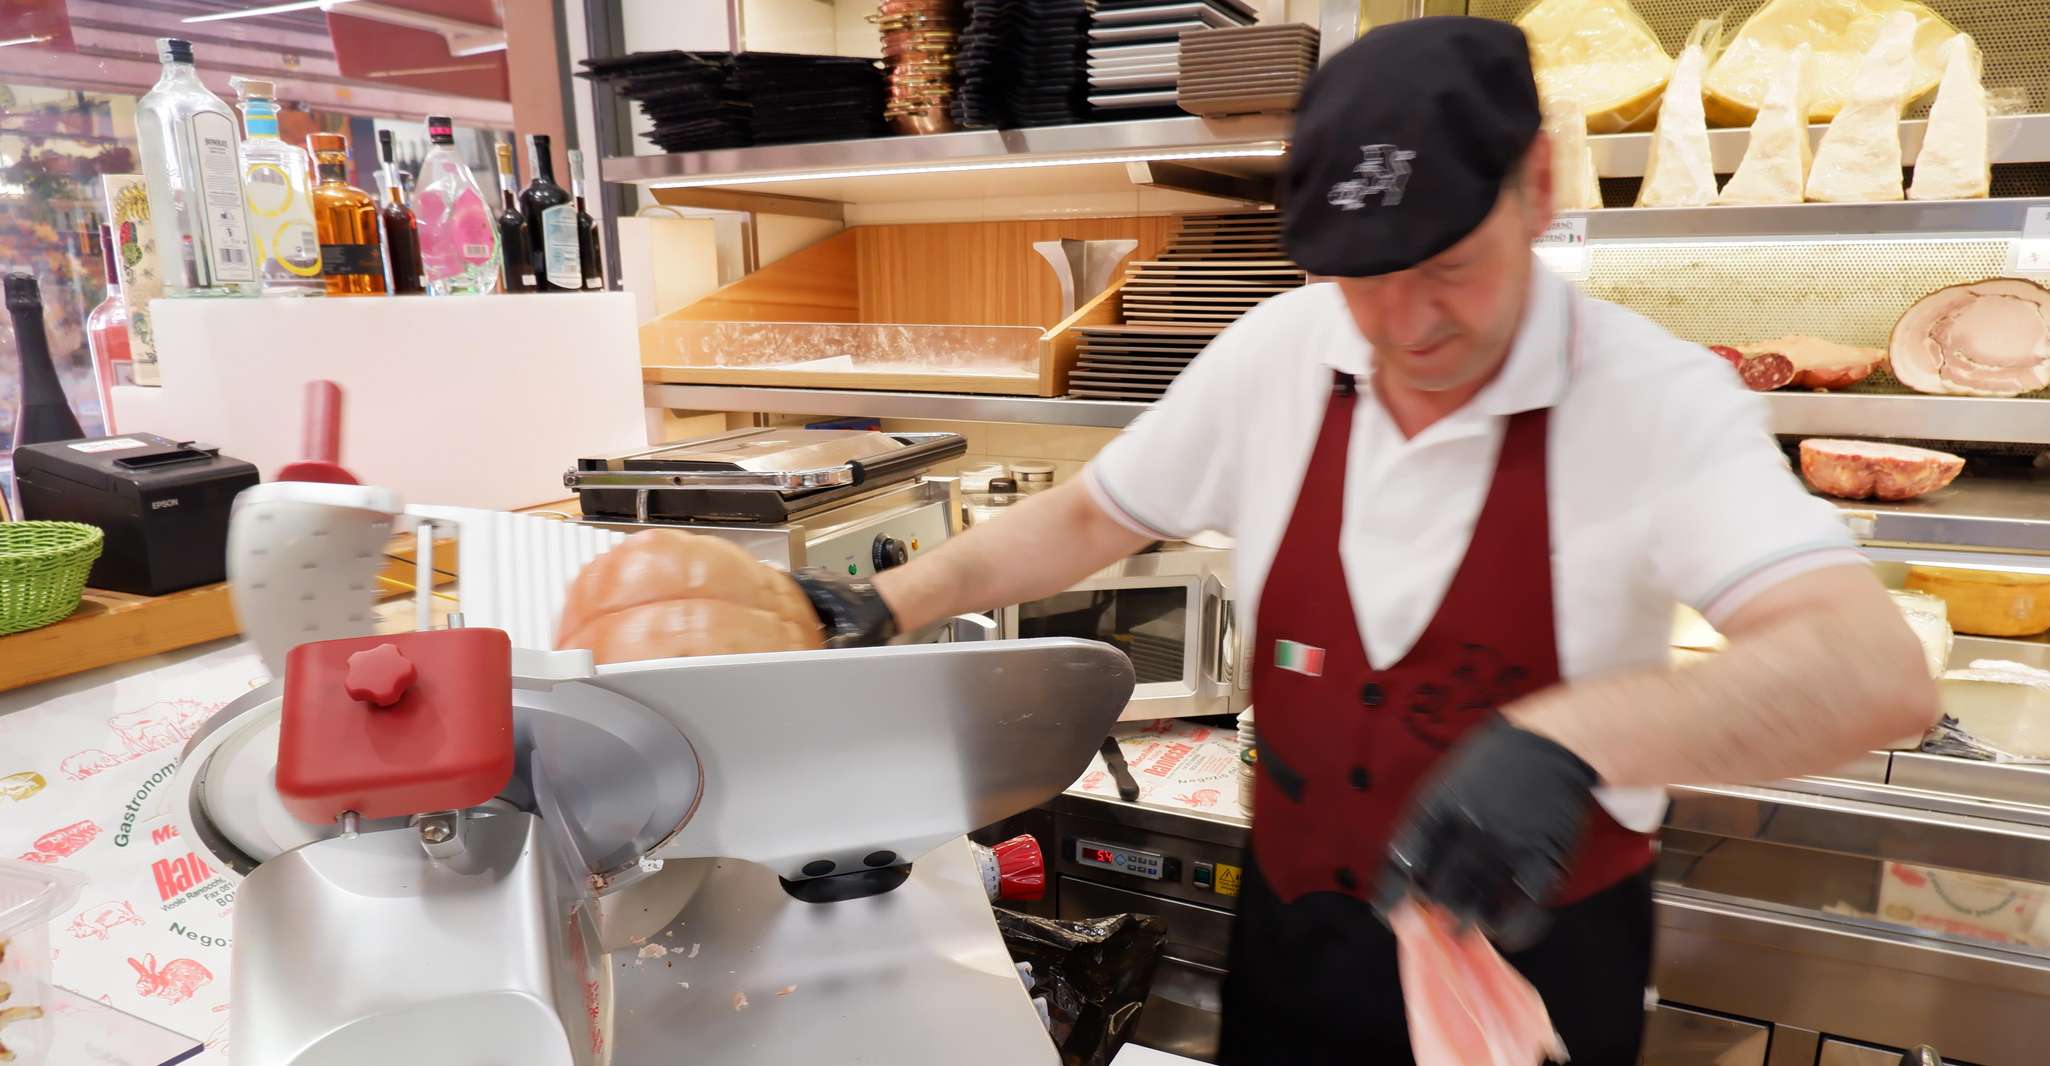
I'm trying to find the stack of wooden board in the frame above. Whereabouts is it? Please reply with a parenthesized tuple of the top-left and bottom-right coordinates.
(1067, 211, 1306, 400)
(1176, 23, 1320, 117)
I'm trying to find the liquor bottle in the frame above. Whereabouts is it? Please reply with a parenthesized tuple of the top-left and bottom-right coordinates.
(494, 142, 532, 293)
(5, 273, 87, 447)
(377, 129, 424, 294)
(540, 152, 583, 293)
(231, 77, 323, 294)
(415, 115, 500, 295)
(518, 134, 573, 291)
(568, 148, 603, 290)
(307, 133, 386, 296)
(86, 226, 132, 433)
(135, 37, 259, 296)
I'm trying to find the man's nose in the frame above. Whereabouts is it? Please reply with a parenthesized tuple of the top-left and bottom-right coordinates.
(1371, 274, 1442, 346)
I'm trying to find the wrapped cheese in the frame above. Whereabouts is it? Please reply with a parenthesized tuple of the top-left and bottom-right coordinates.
(1890, 588, 1955, 679)
(1805, 10, 1916, 203)
(1703, 0, 1960, 127)
(1635, 21, 1720, 207)
(1544, 98, 1604, 211)
(1721, 44, 1813, 204)
(1926, 659, 2050, 762)
(1907, 35, 1989, 200)
(1518, 0, 1673, 133)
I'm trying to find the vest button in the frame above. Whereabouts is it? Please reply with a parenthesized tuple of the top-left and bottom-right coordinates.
(1334, 866, 1359, 891)
(1348, 766, 1372, 791)
(1360, 682, 1385, 707)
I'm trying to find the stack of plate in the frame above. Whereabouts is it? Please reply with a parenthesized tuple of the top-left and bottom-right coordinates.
(578, 51, 886, 153)
(1086, 0, 1255, 115)
(1176, 22, 1320, 117)
(875, 0, 960, 135)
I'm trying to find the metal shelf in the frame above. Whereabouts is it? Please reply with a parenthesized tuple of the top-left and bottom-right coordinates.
(1766, 393, 2050, 445)
(1574, 196, 2050, 241)
(1836, 475, 2050, 558)
(1589, 113, 2050, 179)
(645, 383, 1149, 428)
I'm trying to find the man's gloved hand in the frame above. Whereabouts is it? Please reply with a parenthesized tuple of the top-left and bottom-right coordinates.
(1377, 717, 1599, 950)
(790, 569, 900, 648)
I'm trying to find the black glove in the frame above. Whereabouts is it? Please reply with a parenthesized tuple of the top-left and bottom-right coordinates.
(1377, 717, 1599, 950)
(790, 569, 900, 648)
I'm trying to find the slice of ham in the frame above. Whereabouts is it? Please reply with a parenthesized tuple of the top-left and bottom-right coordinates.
(1890, 278, 2050, 397)
(1799, 438, 1964, 501)
(1390, 898, 1567, 1066)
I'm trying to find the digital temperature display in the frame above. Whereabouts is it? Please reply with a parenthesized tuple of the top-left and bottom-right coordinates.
(1084, 847, 1117, 864)
(1076, 839, 1164, 880)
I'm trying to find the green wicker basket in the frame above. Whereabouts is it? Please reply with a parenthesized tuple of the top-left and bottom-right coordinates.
(0, 521, 104, 636)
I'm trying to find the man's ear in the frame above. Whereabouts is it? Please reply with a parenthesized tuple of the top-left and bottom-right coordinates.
(1520, 133, 1557, 239)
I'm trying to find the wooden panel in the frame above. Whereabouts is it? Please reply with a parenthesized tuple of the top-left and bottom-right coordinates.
(854, 217, 1178, 328)
(643, 364, 1045, 396)
(0, 584, 238, 693)
(641, 230, 862, 364)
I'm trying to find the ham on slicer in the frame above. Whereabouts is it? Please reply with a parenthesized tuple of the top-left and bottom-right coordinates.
(192, 481, 1135, 1065)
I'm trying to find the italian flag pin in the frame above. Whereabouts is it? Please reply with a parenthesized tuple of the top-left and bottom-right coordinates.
(1274, 640, 1326, 677)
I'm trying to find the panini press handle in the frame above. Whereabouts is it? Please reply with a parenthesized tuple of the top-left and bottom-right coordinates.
(848, 434, 970, 485)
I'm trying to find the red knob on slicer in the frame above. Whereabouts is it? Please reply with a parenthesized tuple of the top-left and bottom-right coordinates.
(344, 644, 417, 708)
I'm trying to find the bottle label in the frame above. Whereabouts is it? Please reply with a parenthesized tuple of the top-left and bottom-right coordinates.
(542, 203, 580, 289)
(244, 162, 297, 216)
(274, 220, 323, 277)
(320, 242, 383, 278)
(191, 111, 256, 283)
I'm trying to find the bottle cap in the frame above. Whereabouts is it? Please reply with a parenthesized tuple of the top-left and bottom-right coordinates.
(157, 37, 194, 64)
(308, 132, 346, 155)
(99, 225, 120, 286)
(232, 76, 276, 99)
(989, 477, 1019, 493)
(377, 128, 396, 162)
(5, 271, 40, 312)
(426, 116, 455, 145)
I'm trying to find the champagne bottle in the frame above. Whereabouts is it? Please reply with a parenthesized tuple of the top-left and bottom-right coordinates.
(6, 272, 87, 447)
(495, 142, 531, 293)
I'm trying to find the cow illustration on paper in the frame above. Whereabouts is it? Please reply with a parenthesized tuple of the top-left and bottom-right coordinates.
(19, 820, 102, 863)
(128, 954, 214, 1004)
(69, 901, 145, 941)
(60, 749, 125, 781)
(60, 699, 224, 780)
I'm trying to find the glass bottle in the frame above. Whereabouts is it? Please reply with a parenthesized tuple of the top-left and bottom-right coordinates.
(231, 76, 323, 295)
(86, 226, 132, 434)
(519, 134, 572, 292)
(568, 148, 602, 290)
(6, 273, 87, 448)
(307, 133, 385, 296)
(377, 129, 424, 294)
(415, 115, 500, 295)
(135, 37, 259, 296)
(495, 141, 532, 293)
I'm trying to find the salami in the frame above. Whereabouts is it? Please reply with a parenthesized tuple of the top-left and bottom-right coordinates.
(1738, 352, 1794, 391)
(1706, 344, 1745, 368)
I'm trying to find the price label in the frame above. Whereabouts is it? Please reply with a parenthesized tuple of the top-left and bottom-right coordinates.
(1532, 215, 1590, 279)
(2009, 205, 2050, 275)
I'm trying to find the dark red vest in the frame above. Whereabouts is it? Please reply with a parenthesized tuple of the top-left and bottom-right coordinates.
(1250, 370, 1654, 906)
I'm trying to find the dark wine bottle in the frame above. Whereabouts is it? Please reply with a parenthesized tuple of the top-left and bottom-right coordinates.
(569, 148, 602, 290)
(5, 272, 87, 446)
(518, 134, 572, 292)
(493, 141, 532, 292)
(377, 129, 424, 295)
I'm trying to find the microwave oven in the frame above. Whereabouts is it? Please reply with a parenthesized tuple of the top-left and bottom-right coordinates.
(996, 543, 1250, 721)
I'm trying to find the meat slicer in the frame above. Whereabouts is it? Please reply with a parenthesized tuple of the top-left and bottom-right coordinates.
(172, 480, 1134, 1066)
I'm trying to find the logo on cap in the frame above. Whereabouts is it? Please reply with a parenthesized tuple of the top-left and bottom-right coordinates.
(1328, 144, 1417, 210)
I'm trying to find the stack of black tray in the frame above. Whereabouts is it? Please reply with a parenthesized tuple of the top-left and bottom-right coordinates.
(579, 51, 885, 154)
(951, 0, 1096, 128)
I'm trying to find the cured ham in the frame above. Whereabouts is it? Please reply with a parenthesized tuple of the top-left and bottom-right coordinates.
(1390, 897, 1566, 1066)
(556, 529, 822, 664)
(1799, 438, 1963, 500)
(1889, 279, 2050, 397)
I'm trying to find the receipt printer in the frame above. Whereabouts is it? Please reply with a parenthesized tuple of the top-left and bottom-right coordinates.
(15, 434, 259, 595)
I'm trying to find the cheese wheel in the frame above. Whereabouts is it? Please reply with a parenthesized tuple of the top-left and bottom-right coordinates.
(1702, 0, 1959, 127)
(1519, 0, 1673, 133)
(1905, 566, 2050, 638)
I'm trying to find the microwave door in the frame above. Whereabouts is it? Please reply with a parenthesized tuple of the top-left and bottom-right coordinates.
(1002, 576, 1204, 720)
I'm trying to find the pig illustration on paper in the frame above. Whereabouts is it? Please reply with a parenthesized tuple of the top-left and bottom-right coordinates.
(19, 820, 102, 863)
(70, 901, 145, 941)
(109, 700, 217, 755)
(129, 955, 214, 1004)
(60, 748, 126, 781)
(1173, 788, 1221, 809)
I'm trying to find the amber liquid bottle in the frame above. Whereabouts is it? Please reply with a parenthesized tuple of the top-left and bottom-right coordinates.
(307, 132, 385, 296)
(377, 129, 423, 295)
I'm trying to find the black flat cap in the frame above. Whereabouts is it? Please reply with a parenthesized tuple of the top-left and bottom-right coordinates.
(1282, 17, 1542, 277)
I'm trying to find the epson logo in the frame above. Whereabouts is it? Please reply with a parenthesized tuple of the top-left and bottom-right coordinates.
(151, 497, 180, 511)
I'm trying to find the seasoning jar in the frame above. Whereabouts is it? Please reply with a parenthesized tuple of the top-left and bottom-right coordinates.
(964, 477, 1028, 527)
(1009, 461, 1055, 493)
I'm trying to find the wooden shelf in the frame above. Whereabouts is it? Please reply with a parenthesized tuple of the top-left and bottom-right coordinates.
(0, 583, 238, 693)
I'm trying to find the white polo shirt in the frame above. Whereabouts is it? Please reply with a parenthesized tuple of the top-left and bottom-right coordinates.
(1082, 260, 1862, 831)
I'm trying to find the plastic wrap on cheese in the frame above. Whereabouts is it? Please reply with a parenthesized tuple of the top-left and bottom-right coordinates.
(1805, 10, 1916, 202)
(1721, 44, 1813, 204)
(1703, 0, 1959, 126)
(1635, 22, 1720, 207)
(1544, 98, 1604, 211)
(1518, 0, 1673, 133)
(1890, 588, 1955, 678)
(1908, 35, 1989, 200)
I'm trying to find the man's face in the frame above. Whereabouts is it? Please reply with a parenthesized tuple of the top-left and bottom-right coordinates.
(1332, 138, 1556, 396)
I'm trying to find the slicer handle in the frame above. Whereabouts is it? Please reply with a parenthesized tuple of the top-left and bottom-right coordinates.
(302, 380, 343, 465)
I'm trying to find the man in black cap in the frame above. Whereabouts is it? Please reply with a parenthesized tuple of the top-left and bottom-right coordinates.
(653, 15, 1938, 1064)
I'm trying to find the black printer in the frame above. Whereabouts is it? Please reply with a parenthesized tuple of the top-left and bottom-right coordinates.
(14, 434, 259, 595)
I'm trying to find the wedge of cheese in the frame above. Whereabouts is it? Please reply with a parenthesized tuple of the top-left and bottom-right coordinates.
(1544, 98, 1604, 211)
(1519, 0, 1673, 133)
(1908, 35, 1989, 200)
(1703, 0, 1959, 127)
(1890, 588, 1954, 679)
(1635, 29, 1718, 207)
(1805, 10, 1915, 202)
(1936, 660, 2050, 761)
(1721, 44, 1812, 204)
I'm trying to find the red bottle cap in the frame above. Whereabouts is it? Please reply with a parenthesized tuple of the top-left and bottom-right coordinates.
(991, 834, 1046, 902)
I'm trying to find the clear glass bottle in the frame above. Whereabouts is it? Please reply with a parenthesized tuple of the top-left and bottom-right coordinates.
(231, 77, 323, 295)
(307, 132, 386, 296)
(415, 116, 500, 295)
(87, 225, 132, 434)
(519, 134, 572, 292)
(135, 37, 259, 296)
(568, 148, 602, 290)
(495, 142, 532, 293)
(377, 129, 424, 295)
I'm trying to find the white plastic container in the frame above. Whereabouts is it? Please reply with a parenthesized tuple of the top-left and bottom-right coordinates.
(0, 859, 88, 1066)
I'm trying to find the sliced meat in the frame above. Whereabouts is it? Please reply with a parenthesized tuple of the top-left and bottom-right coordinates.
(1739, 352, 1795, 391)
(1707, 344, 1745, 369)
(1891, 278, 2050, 397)
(1390, 898, 1566, 1066)
(1799, 439, 1964, 501)
(1737, 336, 1884, 390)
(557, 529, 822, 664)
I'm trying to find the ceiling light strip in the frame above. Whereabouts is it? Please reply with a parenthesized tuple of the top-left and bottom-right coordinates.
(648, 145, 1288, 190)
(183, 0, 358, 25)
